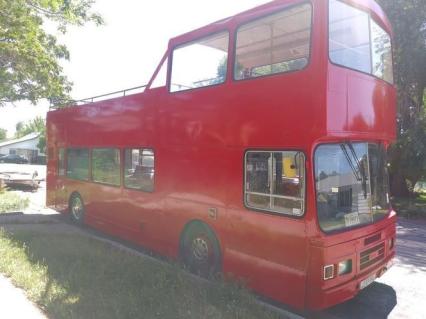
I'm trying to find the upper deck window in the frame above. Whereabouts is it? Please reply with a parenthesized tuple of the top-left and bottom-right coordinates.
(370, 20, 393, 83)
(170, 31, 229, 92)
(329, 0, 393, 83)
(234, 4, 312, 80)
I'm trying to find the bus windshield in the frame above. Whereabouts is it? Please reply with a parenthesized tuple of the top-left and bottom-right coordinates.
(315, 143, 390, 233)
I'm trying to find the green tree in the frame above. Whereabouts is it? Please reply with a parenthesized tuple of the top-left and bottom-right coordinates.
(0, 128, 6, 141)
(0, 0, 103, 106)
(377, 0, 426, 108)
(15, 122, 24, 133)
(376, 0, 426, 195)
(15, 116, 46, 153)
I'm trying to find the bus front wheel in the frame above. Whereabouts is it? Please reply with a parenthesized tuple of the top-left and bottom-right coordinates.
(69, 193, 85, 224)
(181, 222, 221, 278)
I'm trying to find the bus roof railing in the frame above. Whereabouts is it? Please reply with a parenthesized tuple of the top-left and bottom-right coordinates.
(49, 84, 148, 109)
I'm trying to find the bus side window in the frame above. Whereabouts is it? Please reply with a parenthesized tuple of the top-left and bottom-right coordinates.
(245, 151, 305, 216)
(124, 148, 155, 192)
(234, 3, 312, 80)
(92, 148, 121, 186)
(58, 148, 65, 176)
(67, 148, 90, 181)
(170, 31, 229, 92)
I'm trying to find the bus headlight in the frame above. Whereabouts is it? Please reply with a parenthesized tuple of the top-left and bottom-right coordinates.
(338, 259, 352, 275)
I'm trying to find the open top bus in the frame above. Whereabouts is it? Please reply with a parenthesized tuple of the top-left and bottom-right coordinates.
(47, 0, 397, 311)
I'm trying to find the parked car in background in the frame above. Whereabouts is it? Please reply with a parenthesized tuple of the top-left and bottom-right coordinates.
(0, 170, 42, 189)
(414, 181, 426, 195)
(0, 154, 28, 164)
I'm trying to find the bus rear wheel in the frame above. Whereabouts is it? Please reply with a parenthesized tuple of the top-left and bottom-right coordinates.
(69, 193, 85, 224)
(181, 222, 221, 278)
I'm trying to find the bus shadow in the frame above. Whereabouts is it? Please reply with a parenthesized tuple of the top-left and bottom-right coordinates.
(312, 281, 397, 319)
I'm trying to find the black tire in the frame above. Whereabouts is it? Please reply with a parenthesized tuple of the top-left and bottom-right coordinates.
(69, 193, 85, 224)
(181, 222, 221, 278)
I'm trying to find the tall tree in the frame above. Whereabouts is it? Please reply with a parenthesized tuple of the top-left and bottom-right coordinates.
(376, 0, 426, 195)
(0, 128, 6, 141)
(0, 0, 103, 106)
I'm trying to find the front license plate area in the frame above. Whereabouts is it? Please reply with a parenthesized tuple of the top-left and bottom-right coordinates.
(360, 274, 376, 289)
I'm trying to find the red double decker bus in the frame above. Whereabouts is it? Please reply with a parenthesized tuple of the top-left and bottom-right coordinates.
(47, 0, 397, 310)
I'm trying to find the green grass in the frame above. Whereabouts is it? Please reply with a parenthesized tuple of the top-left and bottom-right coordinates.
(392, 195, 426, 218)
(0, 229, 281, 319)
(418, 194, 426, 202)
(0, 191, 29, 213)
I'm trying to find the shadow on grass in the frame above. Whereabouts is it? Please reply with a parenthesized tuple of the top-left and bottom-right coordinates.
(0, 226, 281, 319)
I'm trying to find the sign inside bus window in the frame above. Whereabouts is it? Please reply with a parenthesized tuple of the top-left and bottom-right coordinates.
(293, 208, 302, 215)
(344, 212, 360, 227)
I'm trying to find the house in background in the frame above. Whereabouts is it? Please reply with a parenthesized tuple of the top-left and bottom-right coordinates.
(0, 132, 44, 164)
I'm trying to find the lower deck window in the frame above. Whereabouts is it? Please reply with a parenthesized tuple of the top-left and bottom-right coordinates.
(245, 151, 305, 216)
(92, 148, 121, 186)
(67, 148, 89, 181)
(124, 148, 155, 192)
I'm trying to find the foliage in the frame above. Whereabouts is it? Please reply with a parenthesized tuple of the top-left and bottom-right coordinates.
(15, 116, 46, 153)
(389, 111, 426, 188)
(0, 0, 103, 106)
(377, 0, 426, 106)
(0, 191, 29, 213)
(376, 0, 426, 194)
(391, 195, 426, 218)
(0, 128, 6, 141)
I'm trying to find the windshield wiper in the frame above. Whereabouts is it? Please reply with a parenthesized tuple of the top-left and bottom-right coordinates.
(340, 144, 361, 181)
(341, 142, 368, 199)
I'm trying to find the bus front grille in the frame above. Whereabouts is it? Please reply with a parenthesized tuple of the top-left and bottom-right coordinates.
(360, 242, 385, 271)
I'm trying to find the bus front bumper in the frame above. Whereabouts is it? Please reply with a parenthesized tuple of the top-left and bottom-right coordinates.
(307, 252, 395, 310)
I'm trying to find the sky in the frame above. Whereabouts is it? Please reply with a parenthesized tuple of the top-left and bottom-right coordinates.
(0, 0, 270, 138)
